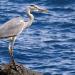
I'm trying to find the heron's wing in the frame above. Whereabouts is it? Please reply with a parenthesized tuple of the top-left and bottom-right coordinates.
(0, 17, 27, 38)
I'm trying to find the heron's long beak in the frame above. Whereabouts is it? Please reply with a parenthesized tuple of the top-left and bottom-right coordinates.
(38, 8, 48, 13)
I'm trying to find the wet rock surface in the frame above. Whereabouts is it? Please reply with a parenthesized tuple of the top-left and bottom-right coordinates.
(0, 63, 43, 75)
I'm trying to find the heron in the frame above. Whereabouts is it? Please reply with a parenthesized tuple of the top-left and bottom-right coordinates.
(0, 4, 48, 68)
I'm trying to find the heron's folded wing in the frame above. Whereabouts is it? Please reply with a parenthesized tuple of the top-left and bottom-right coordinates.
(0, 17, 25, 38)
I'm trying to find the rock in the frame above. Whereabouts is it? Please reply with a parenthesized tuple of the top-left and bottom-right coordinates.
(0, 63, 43, 75)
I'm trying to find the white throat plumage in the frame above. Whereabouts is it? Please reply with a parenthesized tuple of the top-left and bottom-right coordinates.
(26, 7, 34, 27)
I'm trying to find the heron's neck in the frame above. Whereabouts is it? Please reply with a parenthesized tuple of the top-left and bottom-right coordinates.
(27, 8, 34, 26)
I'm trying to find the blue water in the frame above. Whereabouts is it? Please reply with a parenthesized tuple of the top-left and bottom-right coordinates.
(0, 0, 75, 75)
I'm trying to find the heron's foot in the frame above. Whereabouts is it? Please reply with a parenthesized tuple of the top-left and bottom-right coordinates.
(10, 59, 18, 71)
(9, 60, 24, 74)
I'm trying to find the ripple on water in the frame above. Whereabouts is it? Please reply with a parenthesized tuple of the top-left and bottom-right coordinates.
(0, 0, 75, 74)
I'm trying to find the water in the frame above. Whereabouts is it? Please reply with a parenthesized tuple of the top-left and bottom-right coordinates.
(0, 0, 75, 75)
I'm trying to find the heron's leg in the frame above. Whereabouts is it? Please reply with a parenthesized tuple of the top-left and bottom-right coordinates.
(8, 37, 16, 66)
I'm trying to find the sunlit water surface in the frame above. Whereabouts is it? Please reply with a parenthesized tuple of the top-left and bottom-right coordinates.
(0, 0, 75, 75)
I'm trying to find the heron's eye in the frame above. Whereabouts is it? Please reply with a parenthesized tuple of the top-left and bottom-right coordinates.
(30, 5, 37, 10)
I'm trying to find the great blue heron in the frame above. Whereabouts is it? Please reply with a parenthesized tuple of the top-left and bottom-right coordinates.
(0, 4, 48, 68)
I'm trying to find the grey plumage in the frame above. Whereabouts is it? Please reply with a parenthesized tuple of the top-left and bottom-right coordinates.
(0, 17, 27, 38)
(0, 4, 48, 69)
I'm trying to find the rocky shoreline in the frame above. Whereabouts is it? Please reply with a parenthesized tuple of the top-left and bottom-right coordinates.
(0, 63, 43, 75)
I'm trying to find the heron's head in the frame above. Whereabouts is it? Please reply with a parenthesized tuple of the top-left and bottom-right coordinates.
(28, 4, 48, 13)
